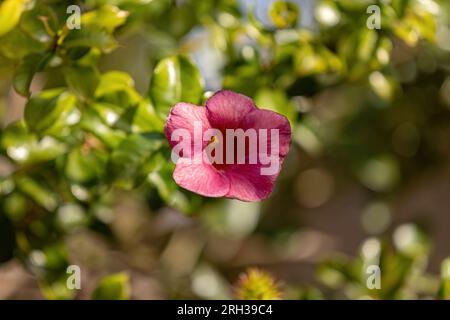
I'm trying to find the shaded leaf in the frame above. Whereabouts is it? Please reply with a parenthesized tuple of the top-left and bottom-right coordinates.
(107, 133, 164, 189)
(62, 27, 117, 53)
(13, 52, 52, 97)
(64, 64, 100, 100)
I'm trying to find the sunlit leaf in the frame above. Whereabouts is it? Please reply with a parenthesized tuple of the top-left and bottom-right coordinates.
(1, 121, 66, 164)
(81, 4, 128, 32)
(0, 0, 28, 36)
(149, 55, 204, 118)
(80, 108, 126, 148)
(24, 89, 78, 136)
(13, 52, 53, 97)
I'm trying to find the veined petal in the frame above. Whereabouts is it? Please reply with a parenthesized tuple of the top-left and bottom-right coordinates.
(206, 90, 256, 129)
(240, 108, 292, 158)
(173, 162, 230, 197)
(164, 102, 211, 149)
(224, 162, 278, 202)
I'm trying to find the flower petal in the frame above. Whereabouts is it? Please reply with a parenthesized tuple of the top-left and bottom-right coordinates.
(224, 162, 278, 201)
(174, 163, 230, 197)
(164, 102, 211, 149)
(240, 108, 292, 158)
(206, 90, 256, 129)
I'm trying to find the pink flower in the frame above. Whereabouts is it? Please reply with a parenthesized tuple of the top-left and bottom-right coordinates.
(164, 90, 291, 202)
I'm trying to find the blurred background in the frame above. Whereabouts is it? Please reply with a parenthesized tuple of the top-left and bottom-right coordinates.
(0, 0, 450, 299)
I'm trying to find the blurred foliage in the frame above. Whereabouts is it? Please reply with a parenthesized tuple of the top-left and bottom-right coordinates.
(92, 272, 130, 300)
(0, 0, 449, 299)
(317, 223, 436, 299)
(234, 268, 282, 300)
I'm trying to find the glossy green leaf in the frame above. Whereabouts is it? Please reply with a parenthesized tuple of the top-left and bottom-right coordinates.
(81, 4, 129, 32)
(130, 101, 164, 133)
(95, 71, 141, 106)
(80, 108, 126, 148)
(24, 89, 78, 136)
(65, 147, 107, 184)
(149, 55, 204, 117)
(62, 27, 117, 53)
(64, 64, 100, 100)
(13, 52, 53, 97)
(107, 133, 164, 189)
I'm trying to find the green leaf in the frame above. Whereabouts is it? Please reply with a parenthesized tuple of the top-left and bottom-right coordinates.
(81, 4, 129, 32)
(0, 0, 28, 36)
(20, 6, 57, 43)
(130, 100, 164, 133)
(80, 108, 126, 148)
(95, 71, 141, 106)
(0, 29, 47, 60)
(149, 55, 204, 118)
(147, 160, 191, 213)
(24, 89, 78, 136)
(1, 121, 66, 164)
(96, 71, 135, 96)
(107, 133, 164, 189)
(65, 147, 107, 184)
(64, 64, 100, 100)
(13, 52, 53, 97)
(62, 27, 117, 53)
(92, 273, 130, 300)
(92, 102, 124, 127)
